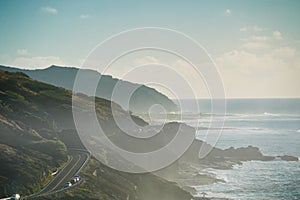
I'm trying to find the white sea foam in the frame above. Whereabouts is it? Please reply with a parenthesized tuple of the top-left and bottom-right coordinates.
(202, 168, 229, 182)
(181, 99, 300, 199)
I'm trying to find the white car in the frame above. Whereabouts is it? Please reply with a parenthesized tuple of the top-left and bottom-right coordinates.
(51, 168, 59, 176)
(65, 182, 72, 188)
(10, 194, 20, 200)
(72, 177, 77, 183)
(74, 175, 81, 182)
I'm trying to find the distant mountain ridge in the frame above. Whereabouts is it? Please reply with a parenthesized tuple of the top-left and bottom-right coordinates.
(0, 65, 178, 113)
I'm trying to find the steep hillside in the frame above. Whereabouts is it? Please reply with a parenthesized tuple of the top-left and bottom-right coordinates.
(0, 70, 192, 200)
(0, 71, 68, 196)
(0, 65, 178, 113)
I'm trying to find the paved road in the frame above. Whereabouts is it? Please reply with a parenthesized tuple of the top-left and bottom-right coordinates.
(25, 149, 90, 199)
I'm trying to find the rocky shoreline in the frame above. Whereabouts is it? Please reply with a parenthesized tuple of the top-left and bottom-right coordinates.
(152, 122, 299, 199)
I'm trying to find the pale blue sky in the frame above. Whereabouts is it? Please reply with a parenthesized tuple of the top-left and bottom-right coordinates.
(0, 0, 300, 98)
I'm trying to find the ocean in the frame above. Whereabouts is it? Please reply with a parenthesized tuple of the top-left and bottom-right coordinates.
(177, 99, 300, 200)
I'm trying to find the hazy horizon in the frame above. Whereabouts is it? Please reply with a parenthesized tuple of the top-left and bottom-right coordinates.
(1, 0, 299, 98)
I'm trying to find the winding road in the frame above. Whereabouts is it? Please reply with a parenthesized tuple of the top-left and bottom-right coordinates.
(24, 149, 90, 199)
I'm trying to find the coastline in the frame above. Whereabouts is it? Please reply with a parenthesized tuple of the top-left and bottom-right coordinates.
(151, 122, 299, 200)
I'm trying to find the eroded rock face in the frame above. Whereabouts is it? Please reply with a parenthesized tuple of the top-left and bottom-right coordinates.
(279, 155, 299, 161)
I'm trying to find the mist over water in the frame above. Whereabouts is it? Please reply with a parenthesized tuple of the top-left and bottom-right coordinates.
(178, 98, 300, 115)
(177, 99, 300, 199)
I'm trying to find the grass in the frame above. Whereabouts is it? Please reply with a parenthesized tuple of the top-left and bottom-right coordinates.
(26, 140, 67, 163)
(0, 70, 192, 200)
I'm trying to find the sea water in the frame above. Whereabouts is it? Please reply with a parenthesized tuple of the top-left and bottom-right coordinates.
(178, 99, 300, 200)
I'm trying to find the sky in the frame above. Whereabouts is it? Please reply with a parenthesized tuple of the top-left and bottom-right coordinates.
(0, 0, 300, 98)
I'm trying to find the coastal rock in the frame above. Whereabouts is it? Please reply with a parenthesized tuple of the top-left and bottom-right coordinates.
(155, 123, 299, 198)
(279, 155, 299, 161)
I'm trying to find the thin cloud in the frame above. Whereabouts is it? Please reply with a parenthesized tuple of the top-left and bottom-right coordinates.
(240, 26, 266, 32)
(17, 49, 29, 56)
(134, 56, 160, 65)
(80, 14, 91, 19)
(12, 56, 65, 69)
(240, 35, 270, 42)
(241, 42, 270, 50)
(240, 30, 284, 44)
(217, 48, 300, 97)
(273, 31, 282, 40)
(225, 9, 232, 16)
(42, 6, 58, 14)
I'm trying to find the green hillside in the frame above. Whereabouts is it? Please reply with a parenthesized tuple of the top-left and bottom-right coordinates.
(0, 70, 192, 200)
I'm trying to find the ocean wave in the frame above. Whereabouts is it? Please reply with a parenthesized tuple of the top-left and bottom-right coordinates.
(287, 129, 300, 133)
(202, 168, 229, 183)
(263, 112, 281, 116)
(227, 112, 300, 120)
(199, 112, 300, 118)
(175, 113, 300, 123)
(196, 126, 300, 134)
(196, 126, 268, 132)
(159, 112, 300, 122)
